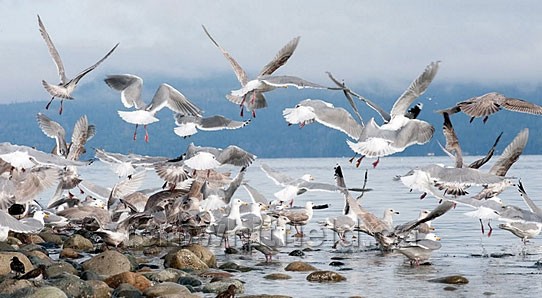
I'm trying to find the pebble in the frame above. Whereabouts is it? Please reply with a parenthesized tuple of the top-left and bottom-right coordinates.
(82, 250, 132, 278)
(163, 249, 209, 271)
(284, 261, 317, 272)
(428, 275, 469, 284)
(63, 234, 94, 252)
(306, 270, 346, 282)
(264, 273, 292, 280)
(111, 283, 143, 298)
(104, 271, 152, 292)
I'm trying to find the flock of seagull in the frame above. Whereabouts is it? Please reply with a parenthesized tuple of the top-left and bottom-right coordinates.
(2, 15, 542, 269)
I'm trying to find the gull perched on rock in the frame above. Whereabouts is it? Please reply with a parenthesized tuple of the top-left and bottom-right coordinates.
(206, 198, 248, 248)
(37, 15, 119, 114)
(104, 74, 202, 142)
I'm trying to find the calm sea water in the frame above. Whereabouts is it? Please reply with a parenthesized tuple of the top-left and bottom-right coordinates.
(49, 155, 542, 298)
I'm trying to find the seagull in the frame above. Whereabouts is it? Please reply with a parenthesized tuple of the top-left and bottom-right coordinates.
(206, 198, 248, 248)
(0, 143, 85, 169)
(271, 201, 315, 237)
(37, 15, 119, 114)
(183, 143, 256, 171)
(173, 112, 251, 138)
(260, 162, 346, 207)
(246, 225, 288, 262)
(36, 113, 96, 160)
(104, 74, 202, 142)
(203, 25, 324, 117)
(0, 210, 48, 241)
(437, 92, 542, 123)
(395, 233, 442, 266)
(345, 61, 439, 167)
(94, 148, 168, 177)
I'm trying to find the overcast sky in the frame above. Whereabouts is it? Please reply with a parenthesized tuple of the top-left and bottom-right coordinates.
(1, 0, 542, 103)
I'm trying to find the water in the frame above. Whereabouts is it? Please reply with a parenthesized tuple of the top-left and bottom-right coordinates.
(53, 155, 542, 297)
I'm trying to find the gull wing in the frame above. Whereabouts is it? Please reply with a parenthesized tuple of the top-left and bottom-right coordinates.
(104, 74, 146, 109)
(258, 36, 301, 76)
(390, 61, 440, 117)
(37, 15, 67, 84)
(202, 25, 248, 86)
(71, 43, 119, 86)
(489, 128, 528, 176)
(147, 84, 202, 116)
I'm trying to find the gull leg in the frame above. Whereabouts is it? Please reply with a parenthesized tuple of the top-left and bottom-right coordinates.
(144, 125, 149, 143)
(59, 99, 64, 115)
(45, 96, 55, 110)
(355, 156, 365, 168)
(420, 192, 427, 200)
(133, 124, 138, 141)
(349, 153, 358, 163)
(479, 219, 485, 234)
(252, 110, 256, 118)
(487, 221, 493, 237)
(372, 157, 380, 168)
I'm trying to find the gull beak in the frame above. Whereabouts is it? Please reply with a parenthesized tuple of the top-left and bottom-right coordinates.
(260, 204, 269, 211)
(435, 236, 441, 241)
(241, 201, 249, 206)
(44, 213, 50, 219)
(285, 229, 292, 235)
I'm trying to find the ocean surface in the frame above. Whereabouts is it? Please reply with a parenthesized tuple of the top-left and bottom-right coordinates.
(44, 155, 542, 297)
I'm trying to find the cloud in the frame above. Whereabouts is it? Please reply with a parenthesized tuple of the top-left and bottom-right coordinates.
(1, 0, 542, 103)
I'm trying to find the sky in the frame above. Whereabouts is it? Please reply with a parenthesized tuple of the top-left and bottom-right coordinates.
(1, 0, 542, 103)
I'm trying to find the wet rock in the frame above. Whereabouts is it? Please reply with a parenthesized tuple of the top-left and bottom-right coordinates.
(111, 283, 142, 298)
(39, 230, 65, 245)
(19, 244, 48, 255)
(483, 291, 496, 296)
(81, 270, 102, 281)
(177, 275, 203, 287)
(489, 252, 514, 258)
(288, 250, 305, 257)
(48, 272, 94, 298)
(264, 273, 292, 280)
(82, 250, 132, 278)
(330, 256, 349, 260)
(25, 234, 45, 244)
(444, 286, 458, 291)
(27, 286, 68, 298)
(224, 247, 238, 254)
(242, 295, 292, 298)
(199, 270, 234, 280)
(329, 261, 345, 267)
(104, 271, 152, 292)
(124, 253, 139, 271)
(6, 237, 23, 247)
(284, 261, 317, 272)
(45, 261, 79, 278)
(182, 243, 217, 268)
(428, 275, 469, 284)
(202, 279, 244, 294)
(63, 234, 94, 252)
(163, 249, 209, 271)
(60, 248, 82, 259)
(25, 250, 53, 265)
(0, 241, 16, 252)
(143, 246, 162, 256)
(306, 270, 346, 282)
(124, 234, 159, 248)
(86, 280, 111, 298)
(0, 252, 33, 275)
(144, 282, 199, 298)
(142, 268, 187, 283)
(0, 279, 34, 295)
(218, 261, 254, 272)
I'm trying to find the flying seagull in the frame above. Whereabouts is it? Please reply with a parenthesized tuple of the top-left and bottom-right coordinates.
(38, 15, 119, 114)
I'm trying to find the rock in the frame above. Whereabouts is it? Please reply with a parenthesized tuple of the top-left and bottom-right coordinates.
(0, 279, 34, 295)
(63, 234, 94, 252)
(163, 249, 209, 271)
(86, 280, 111, 298)
(284, 261, 317, 272)
(288, 250, 305, 257)
(60, 248, 82, 259)
(45, 261, 79, 278)
(202, 279, 244, 294)
(27, 286, 68, 298)
(124, 234, 159, 248)
(218, 261, 254, 272)
(82, 250, 132, 278)
(48, 273, 94, 298)
(224, 247, 238, 254)
(0, 241, 16, 252)
(329, 261, 345, 266)
(39, 230, 65, 245)
(104, 271, 152, 292)
(25, 234, 45, 244)
(306, 270, 346, 282)
(111, 283, 142, 298)
(444, 286, 458, 291)
(6, 237, 23, 247)
(264, 273, 292, 280)
(199, 270, 234, 280)
(144, 282, 199, 298)
(177, 275, 203, 287)
(182, 244, 217, 268)
(428, 275, 469, 284)
(143, 246, 162, 256)
(81, 270, 102, 281)
(142, 268, 187, 283)
(0, 252, 33, 275)
(242, 295, 292, 298)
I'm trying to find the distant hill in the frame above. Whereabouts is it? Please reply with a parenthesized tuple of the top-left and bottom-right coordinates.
(1, 75, 541, 160)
